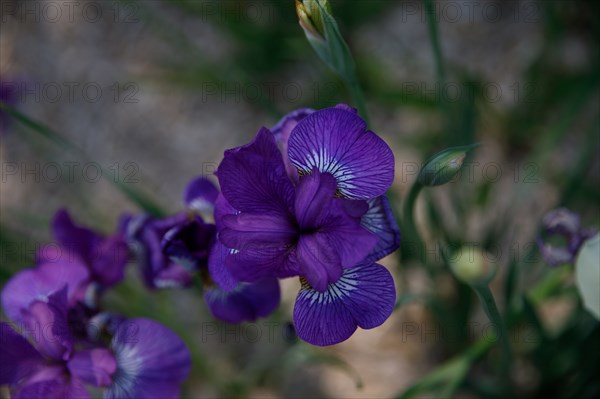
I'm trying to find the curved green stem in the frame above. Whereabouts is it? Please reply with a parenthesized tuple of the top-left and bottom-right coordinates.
(402, 181, 429, 269)
(473, 284, 513, 370)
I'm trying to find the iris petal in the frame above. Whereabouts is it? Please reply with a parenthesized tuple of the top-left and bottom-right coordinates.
(105, 319, 191, 399)
(217, 128, 295, 218)
(293, 263, 396, 346)
(1, 260, 89, 324)
(361, 195, 401, 263)
(204, 277, 281, 323)
(288, 107, 394, 199)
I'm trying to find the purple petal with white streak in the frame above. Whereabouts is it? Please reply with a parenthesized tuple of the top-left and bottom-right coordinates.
(288, 107, 394, 199)
(105, 318, 191, 399)
(183, 176, 219, 213)
(293, 262, 396, 346)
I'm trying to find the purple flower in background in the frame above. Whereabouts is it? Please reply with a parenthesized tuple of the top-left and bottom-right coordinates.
(217, 128, 378, 292)
(1, 260, 89, 324)
(104, 318, 191, 399)
(183, 176, 220, 214)
(122, 177, 219, 289)
(1, 288, 117, 399)
(49, 209, 129, 288)
(287, 104, 395, 200)
(121, 177, 222, 289)
(122, 212, 196, 288)
(161, 214, 216, 273)
(537, 208, 597, 266)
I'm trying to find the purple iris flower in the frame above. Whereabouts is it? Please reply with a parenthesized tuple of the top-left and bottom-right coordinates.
(215, 105, 399, 345)
(217, 128, 377, 291)
(49, 209, 129, 288)
(537, 208, 597, 266)
(1, 294, 191, 399)
(161, 214, 216, 274)
(1, 259, 89, 325)
(122, 212, 196, 288)
(121, 177, 221, 289)
(1, 288, 118, 399)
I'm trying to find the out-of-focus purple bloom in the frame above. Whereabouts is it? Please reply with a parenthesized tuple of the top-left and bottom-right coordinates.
(287, 104, 395, 200)
(217, 128, 377, 292)
(293, 262, 396, 346)
(1, 260, 89, 324)
(122, 212, 194, 289)
(162, 214, 216, 272)
(537, 208, 597, 266)
(105, 318, 191, 399)
(122, 177, 220, 289)
(50, 209, 129, 288)
(1, 288, 117, 399)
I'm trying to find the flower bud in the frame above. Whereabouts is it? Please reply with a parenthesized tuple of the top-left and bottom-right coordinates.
(296, 0, 331, 42)
(575, 233, 600, 320)
(448, 246, 496, 286)
(418, 144, 478, 187)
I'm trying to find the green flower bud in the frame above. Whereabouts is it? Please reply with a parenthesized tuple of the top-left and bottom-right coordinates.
(418, 144, 478, 187)
(448, 246, 496, 286)
(575, 233, 600, 320)
(296, 0, 331, 42)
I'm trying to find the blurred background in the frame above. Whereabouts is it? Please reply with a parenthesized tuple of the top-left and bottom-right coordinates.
(1, 0, 599, 398)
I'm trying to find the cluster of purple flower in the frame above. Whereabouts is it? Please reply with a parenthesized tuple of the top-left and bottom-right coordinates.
(1, 210, 190, 398)
(1, 103, 400, 397)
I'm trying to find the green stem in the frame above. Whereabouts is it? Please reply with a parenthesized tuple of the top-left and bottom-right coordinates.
(424, 0, 446, 84)
(473, 284, 512, 369)
(402, 181, 428, 265)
